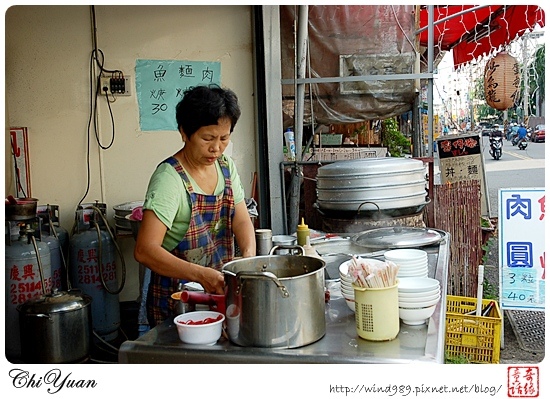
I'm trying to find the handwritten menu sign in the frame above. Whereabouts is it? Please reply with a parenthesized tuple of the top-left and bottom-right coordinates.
(135, 59, 221, 131)
(499, 188, 545, 310)
(436, 133, 489, 216)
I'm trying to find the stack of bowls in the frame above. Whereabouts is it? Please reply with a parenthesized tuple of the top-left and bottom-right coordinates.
(338, 261, 355, 311)
(384, 248, 428, 278)
(397, 277, 441, 325)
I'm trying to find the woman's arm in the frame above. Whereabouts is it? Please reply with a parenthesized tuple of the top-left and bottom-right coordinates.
(134, 209, 224, 294)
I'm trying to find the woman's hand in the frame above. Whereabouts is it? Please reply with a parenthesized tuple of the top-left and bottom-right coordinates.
(197, 267, 225, 295)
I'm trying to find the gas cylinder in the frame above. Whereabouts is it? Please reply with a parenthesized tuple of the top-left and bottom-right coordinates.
(69, 207, 121, 341)
(37, 205, 69, 290)
(5, 224, 53, 361)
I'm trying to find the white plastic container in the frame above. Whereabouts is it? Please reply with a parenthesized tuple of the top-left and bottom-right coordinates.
(173, 311, 225, 345)
(284, 128, 296, 161)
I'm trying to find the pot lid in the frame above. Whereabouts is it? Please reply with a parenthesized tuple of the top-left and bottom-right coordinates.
(351, 227, 444, 249)
(17, 289, 92, 314)
(317, 157, 424, 178)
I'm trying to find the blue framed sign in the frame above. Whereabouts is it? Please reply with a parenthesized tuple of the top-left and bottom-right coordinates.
(135, 59, 221, 131)
(499, 188, 545, 310)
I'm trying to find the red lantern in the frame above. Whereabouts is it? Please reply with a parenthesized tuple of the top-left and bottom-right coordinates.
(484, 52, 520, 111)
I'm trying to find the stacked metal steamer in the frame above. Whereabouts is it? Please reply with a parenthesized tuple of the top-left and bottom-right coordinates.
(315, 158, 429, 233)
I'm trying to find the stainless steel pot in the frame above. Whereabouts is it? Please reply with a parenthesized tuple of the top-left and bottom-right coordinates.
(17, 289, 92, 363)
(222, 247, 326, 348)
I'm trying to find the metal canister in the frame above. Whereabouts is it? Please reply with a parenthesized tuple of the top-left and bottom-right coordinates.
(255, 229, 272, 255)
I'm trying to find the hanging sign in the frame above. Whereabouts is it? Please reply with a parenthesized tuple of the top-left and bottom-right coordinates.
(499, 188, 545, 310)
(135, 59, 221, 131)
(436, 132, 490, 216)
(9, 127, 32, 198)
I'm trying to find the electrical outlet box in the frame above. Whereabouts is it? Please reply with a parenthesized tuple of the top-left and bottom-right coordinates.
(100, 75, 131, 96)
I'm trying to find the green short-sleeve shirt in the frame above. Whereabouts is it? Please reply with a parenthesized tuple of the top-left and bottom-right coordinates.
(143, 154, 245, 251)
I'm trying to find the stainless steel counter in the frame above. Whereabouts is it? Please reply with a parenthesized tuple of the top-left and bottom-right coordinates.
(118, 233, 449, 364)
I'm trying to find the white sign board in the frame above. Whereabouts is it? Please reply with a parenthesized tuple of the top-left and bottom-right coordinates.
(499, 188, 545, 310)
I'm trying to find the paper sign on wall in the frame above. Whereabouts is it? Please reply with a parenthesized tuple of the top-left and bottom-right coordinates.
(135, 59, 221, 131)
(499, 188, 545, 310)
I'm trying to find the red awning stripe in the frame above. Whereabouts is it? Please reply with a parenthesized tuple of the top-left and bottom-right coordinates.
(418, 5, 545, 68)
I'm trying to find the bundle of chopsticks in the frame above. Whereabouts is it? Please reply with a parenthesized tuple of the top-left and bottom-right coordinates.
(348, 256, 399, 288)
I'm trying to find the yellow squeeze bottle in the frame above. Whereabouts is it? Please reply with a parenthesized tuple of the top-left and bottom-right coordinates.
(297, 218, 310, 246)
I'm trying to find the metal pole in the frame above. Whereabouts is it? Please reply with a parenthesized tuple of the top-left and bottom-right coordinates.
(427, 5, 434, 157)
(522, 36, 530, 125)
(288, 5, 308, 233)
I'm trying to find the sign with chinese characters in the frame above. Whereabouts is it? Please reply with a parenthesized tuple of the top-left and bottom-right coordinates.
(436, 133, 489, 216)
(9, 127, 32, 197)
(499, 188, 545, 310)
(135, 59, 221, 131)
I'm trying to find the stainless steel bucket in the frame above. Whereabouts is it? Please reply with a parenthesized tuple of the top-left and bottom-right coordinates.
(222, 249, 326, 348)
(17, 289, 92, 363)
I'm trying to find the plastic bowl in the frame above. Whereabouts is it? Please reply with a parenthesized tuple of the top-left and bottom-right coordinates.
(398, 304, 437, 325)
(174, 311, 225, 345)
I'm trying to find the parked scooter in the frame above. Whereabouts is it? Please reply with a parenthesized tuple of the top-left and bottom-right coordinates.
(489, 136, 503, 160)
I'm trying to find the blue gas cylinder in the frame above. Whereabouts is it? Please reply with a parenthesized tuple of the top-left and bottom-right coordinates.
(37, 205, 69, 290)
(5, 229, 52, 361)
(69, 208, 120, 341)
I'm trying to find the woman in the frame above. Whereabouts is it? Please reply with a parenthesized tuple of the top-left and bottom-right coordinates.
(134, 85, 256, 327)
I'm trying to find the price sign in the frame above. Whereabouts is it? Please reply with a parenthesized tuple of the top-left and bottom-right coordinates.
(135, 59, 221, 131)
(499, 188, 545, 310)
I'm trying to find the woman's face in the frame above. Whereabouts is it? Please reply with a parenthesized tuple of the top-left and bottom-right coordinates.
(181, 118, 231, 166)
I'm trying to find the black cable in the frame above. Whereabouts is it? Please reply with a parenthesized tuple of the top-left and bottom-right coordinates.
(77, 51, 96, 208)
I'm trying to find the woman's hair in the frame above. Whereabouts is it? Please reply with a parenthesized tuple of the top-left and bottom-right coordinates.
(175, 84, 241, 137)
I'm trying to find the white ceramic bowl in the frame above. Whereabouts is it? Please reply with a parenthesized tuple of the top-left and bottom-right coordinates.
(340, 278, 353, 287)
(399, 304, 437, 325)
(398, 287, 440, 298)
(398, 277, 440, 293)
(399, 296, 440, 309)
(341, 287, 354, 297)
(398, 270, 428, 275)
(395, 262, 428, 270)
(344, 297, 355, 312)
(174, 311, 225, 345)
(339, 274, 353, 284)
(339, 258, 387, 279)
(384, 249, 428, 262)
(398, 291, 440, 303)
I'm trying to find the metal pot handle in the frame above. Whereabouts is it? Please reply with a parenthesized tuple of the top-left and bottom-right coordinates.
(269, 245, 305, 256)
(236, 271, 290, 298)
(357, 201, 380, 215)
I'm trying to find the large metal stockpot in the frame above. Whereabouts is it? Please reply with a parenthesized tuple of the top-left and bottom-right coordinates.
(17, 289, 92, 363)
(222, 249, 326, 348)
